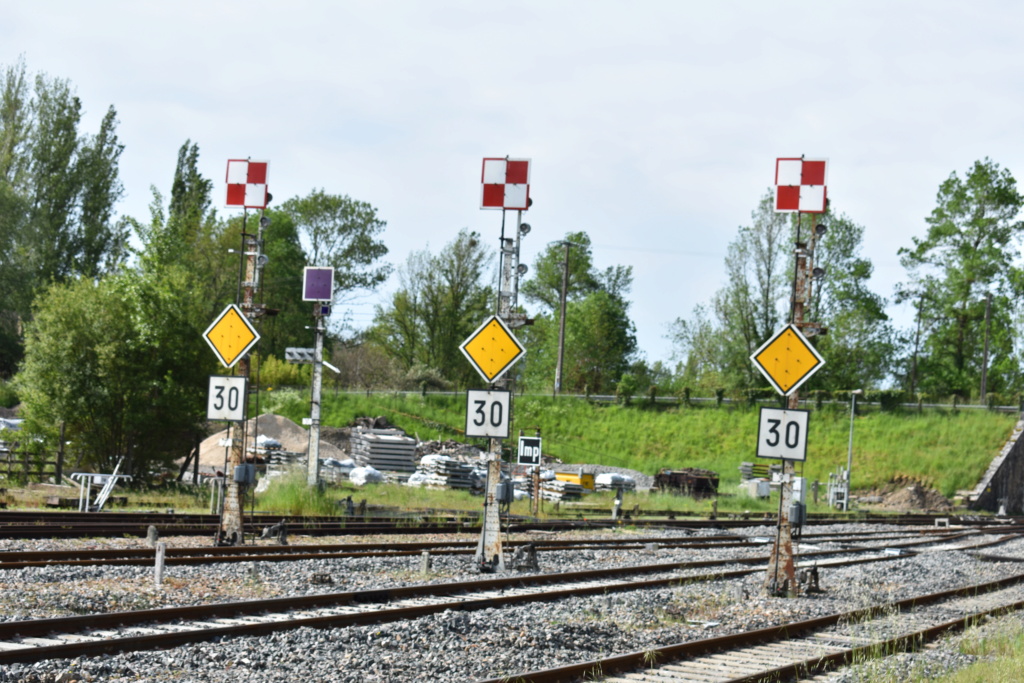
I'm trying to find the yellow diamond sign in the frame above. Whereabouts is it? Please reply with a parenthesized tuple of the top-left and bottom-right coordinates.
(460, 315, 526, 383)
(751, 324, 825, 396)
(204, 304, 260, 368)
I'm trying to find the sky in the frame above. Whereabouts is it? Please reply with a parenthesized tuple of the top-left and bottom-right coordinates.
(3, 1, 1023, 365)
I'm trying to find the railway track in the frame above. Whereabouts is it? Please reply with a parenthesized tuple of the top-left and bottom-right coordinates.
(0, 532, 1014, 666)
(476, 573, 1024, 682)
(0, 509, 1015, 539)
(0, 527, 998, 569)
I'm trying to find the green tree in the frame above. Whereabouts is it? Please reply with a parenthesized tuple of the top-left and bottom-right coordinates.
(520, 232, 599, 311)
(256, 209, 316, 359)
(669, 191, 789, 389)
(279, 189, 391, 299)
(805, 210, 895, 390)
(0, 60, 125, 377)
(671, 192, 891, 392)
(369, 229, 494, 386)
(520, 234, 638, 394)
(897, 158, 1024, 397)
(17, 271, 209, 476)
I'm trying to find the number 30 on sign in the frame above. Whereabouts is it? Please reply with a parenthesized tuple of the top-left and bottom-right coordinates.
(756, 407, 809, 461)
(208, 376, 247, 421)
(465, 390, 511, 439)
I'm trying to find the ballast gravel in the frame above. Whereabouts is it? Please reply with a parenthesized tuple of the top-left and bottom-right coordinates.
(0, 522, 1022, 682)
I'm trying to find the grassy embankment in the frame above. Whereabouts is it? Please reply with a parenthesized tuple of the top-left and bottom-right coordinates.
(261, 389, 1016, 498)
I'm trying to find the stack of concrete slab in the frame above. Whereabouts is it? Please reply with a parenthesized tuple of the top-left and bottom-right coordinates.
(351, 428, 417, 473)
(264, 450, 305, 475)
(418, 455, 476, 489)
(540, 479, 584, 502)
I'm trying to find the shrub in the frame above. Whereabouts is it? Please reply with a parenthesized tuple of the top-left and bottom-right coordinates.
(0, 381, 18, 409)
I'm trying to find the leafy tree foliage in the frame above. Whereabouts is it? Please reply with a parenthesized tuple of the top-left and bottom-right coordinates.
(669, 192, 789, 390)
(520, 231, 599, 311)
(279, 189, 391, 299)
(369, 229, 494, 387)
(805, 210, 895, 390)
(17, 271, 209, 476)
(670, 192, 891, 393)
(520, 232, 638, 394)
(255, 209, 316, 359)
(0, 60, 125, 377)
(896, 158, 1024, 397)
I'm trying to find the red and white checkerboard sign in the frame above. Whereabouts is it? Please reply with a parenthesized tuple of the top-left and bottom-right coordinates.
(774, 158, 827, 213)
(481, 157, 531, 210)
(225, 159, 269, 209)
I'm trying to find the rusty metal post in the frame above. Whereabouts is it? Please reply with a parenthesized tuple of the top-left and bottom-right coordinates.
(477, 215, 516, 571)
(219, 215, 264, 546)
(766, 214, 810, 597)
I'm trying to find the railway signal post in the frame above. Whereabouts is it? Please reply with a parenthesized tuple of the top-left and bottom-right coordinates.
(208, 159, 271, 545)
(752, 156, 829, 595)
(464, 156, 533, 571)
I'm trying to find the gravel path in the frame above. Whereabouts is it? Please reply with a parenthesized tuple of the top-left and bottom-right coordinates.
(0, 524, 1021, 682)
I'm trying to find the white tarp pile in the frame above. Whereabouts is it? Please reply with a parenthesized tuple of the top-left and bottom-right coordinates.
(594, 472, 636, 492)
(349, 465, 385, 486)
(321, 457, 356, 483)
(256, 435, 282, 450)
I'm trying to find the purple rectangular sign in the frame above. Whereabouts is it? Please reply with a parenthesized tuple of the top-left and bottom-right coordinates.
(303, 267, 334, 302)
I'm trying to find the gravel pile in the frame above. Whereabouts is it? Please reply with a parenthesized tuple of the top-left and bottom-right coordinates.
(0, 524, 1022, 682)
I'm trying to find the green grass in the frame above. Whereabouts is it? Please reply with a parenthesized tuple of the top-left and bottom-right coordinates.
(261, 390, 1017, 498)
(843, 617, 1024, 683)
(939, 619, 1024, 682)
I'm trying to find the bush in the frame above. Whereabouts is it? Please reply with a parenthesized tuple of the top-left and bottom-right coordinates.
(617, 373, 638, 405)
(744, 388, 782, 408)
(870, 389, 904, 412)
(257, 354, 311, 388)
(0, 381, 17, 409)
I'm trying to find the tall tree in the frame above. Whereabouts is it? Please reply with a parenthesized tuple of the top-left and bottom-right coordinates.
(16, 269, 209, 476)
(897, 158, 1024, 397)
(669, 191, 789, 389)
(805, 210, 895, 389)
(369, 229, 494, 386)
(520, 231, 599, 311)
(671, 192, 890, 392)
(520, 232, 638, 394)
(279, 189, 391, 300)
(256, 209, 316, 359)
(0, 60, 125, 377)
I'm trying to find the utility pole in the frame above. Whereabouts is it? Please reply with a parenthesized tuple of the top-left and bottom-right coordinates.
(307, 308, 325, 487)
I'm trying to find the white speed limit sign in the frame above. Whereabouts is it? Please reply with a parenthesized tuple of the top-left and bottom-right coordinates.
(207, 376, 247, 421)
(465, 390, 511, 438)
(756, 407, 809, 461)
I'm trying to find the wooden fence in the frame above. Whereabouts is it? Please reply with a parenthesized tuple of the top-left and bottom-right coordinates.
(0, 448, 63, 482)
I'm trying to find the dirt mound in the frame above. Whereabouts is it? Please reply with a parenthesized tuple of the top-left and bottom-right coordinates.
(197, 413, 346, 469)
(859, 478, 953, 512)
